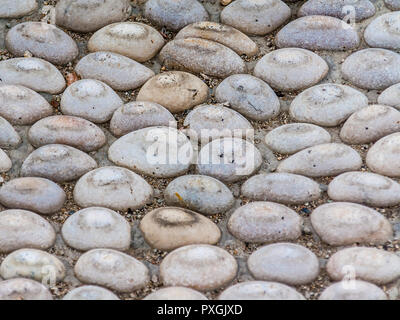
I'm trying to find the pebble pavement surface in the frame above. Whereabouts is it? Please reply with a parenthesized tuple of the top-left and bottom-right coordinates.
(0, 0, 399, 301)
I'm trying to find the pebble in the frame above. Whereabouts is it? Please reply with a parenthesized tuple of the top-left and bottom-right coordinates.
(0, 149, 12, 173)
(159, 38, 247, 78)
(164, 175, 234, 215)
(289, 84, 369, 126)
(0, 177, 66, 215)
(108, 127, 193, 178)
(143, 0, 209, 32)
(175, 22, 258, 57)
(144, 287, 207, 300)
(220, 0, 291, 36)
(0, 85, 53, 125)
(265, 123, 331, 154)
(110, 101, 176, 137)
(0, 0, 37, 18)
(328, 172, 400, 207)
(378, 83, 400, 109)
(253, 48, 328, 92)
(88, 22, 165, 62)
(215, 74, 280, 121)
(61, 79, 123, 123)
(21, 144, 98, 183)
(55, 0, 131, 33)
(228, 201, 302, 243)
(0, 58, 66, 94)
(61, 207, 131, 251)
(341, 48, 400, 90)
(74, 166, 153, 211)
(340, 105, 400, 144)
(241, 173, 321, 205)
(197, 137, 262, 183)
(0, 209, 56, 253)
(139, 207, 221, 251)
(319, 280, 388, 300)
(218, 281, 305, 300)
(63, 285, 119, 300)
(366, 133, 400, 177)
(311, 202, 392, 246)
(385, 0, 400, 10)
(0, 278, 52, 300)
(0, 249, 65, 283)
(326, 247, 400, 284)
(74, 249, 150, 292)
(276, 15, 360, 50)
(364, 12, 400, 50)
(160, 244, 238, 291)
(0, 116, 21, 149)
(5, 22, 78, 65)
(136, 71, 209, 113)
(276, 143, 362, 177)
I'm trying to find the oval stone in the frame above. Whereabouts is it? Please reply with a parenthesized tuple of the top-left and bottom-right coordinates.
(0, 149, 12, 173)
(75, 52, 155, 91)
(319, 280, 387, 300)
(0, 278, 52, 300)
(160, 244, 238, 291)
(253, 48, 328, 92)
(136, 71, 208, 113)
(385, 0, 400, 10)
(164, 175, 234, 215)
(74, 249, 150, 292)
(159, 38, 247, 78)
(88, 22, 164, 62)
(311, 202, 393, 246)
(144, 287, 207, 300)
(215, 74, 280, 121)
(0, 116, 21, 149)
(61, 207, 131, 251)
(63, 285, 119, 300)
(327, 247, 400, 284)
(0, 58, 66, 94)
(228, 202, 302, 243)
(277, 143, 362, 177)
(378, 83, 400, 110)
(290, 84, 368, 126)
(0, 209, 56, 253)
(73, 166, 153, 211)
(61, 79, 123, 123)
(0, 177, 66, 214)
(0, 0, 38, 18)
(21, 144, 98, 183)
(364, 12, 400, 50)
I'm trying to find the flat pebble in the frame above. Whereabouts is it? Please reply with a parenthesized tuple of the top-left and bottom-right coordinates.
(220, 0, 291, 36)
(0, 278, 52, 300)
(0, 177, 66, 214)
(215, 74, 280, 121)
(160, 244, 237, 291)
(56, 0, 131, 33)
(144, 287, 207, 300)
(253, 48, 328, 91)
(61, 79, 123, 123)
(341, 48, 400, 90)
(241, 173, 321, 205)
(311, 202, 392, 246)
(75, 52, 155, 91)
(290, 84, 368, 126)
(5, 22, 78, 65)
(378, 83, 400, 109)
(0, 116, 21, 149)
(159, 38, 246, 78)
(364, 12, 400, 49)
(327, 247, 400, 284)
(61, 207, 131, 251)
(385, 0, 400, 10)
(164, 175, 234, 215)
(136, 71, 208, 113)
(88, 22, 164, 62)
(139, 207, 221, 251)
(0, 0, 37, 18)
(74, 249, 150, 292)
(228, 201, 302, 243)
(319, 281, 387, 300)
(63, 285, 119, 300)
(0, 209, 56, 253)
(143, 0, 209, 31)
(21, 144, 98, 182)
(277, 143, 362, 177)
(74, 166, 153, 211)
(0, 149, 12, 173)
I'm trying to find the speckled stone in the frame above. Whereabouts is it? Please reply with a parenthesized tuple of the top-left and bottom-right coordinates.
(0, 116, 21, 149)
(378, 83, 400, 109)
(0, 177, 66, 214)
(63, 285, 119, 300)
(0, 149, 12, 173)
(215, 74, 280, 121)
(74, 166, 153, 211)
(160, 244, 238, 291)
(319, 280, 387, 300)
(0, 0, 38, 18)
(385, 0, 400, 10)
(159, 38, 247, 78)
(290, 84, 368, 126)
(144, 287, 208, 300)
(75, 52, 155, 91)
(88, 22, 165, 62)
(0, 278, 53, 300)
(253, 48, 328, 91)
(364, 12, 400, 49)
